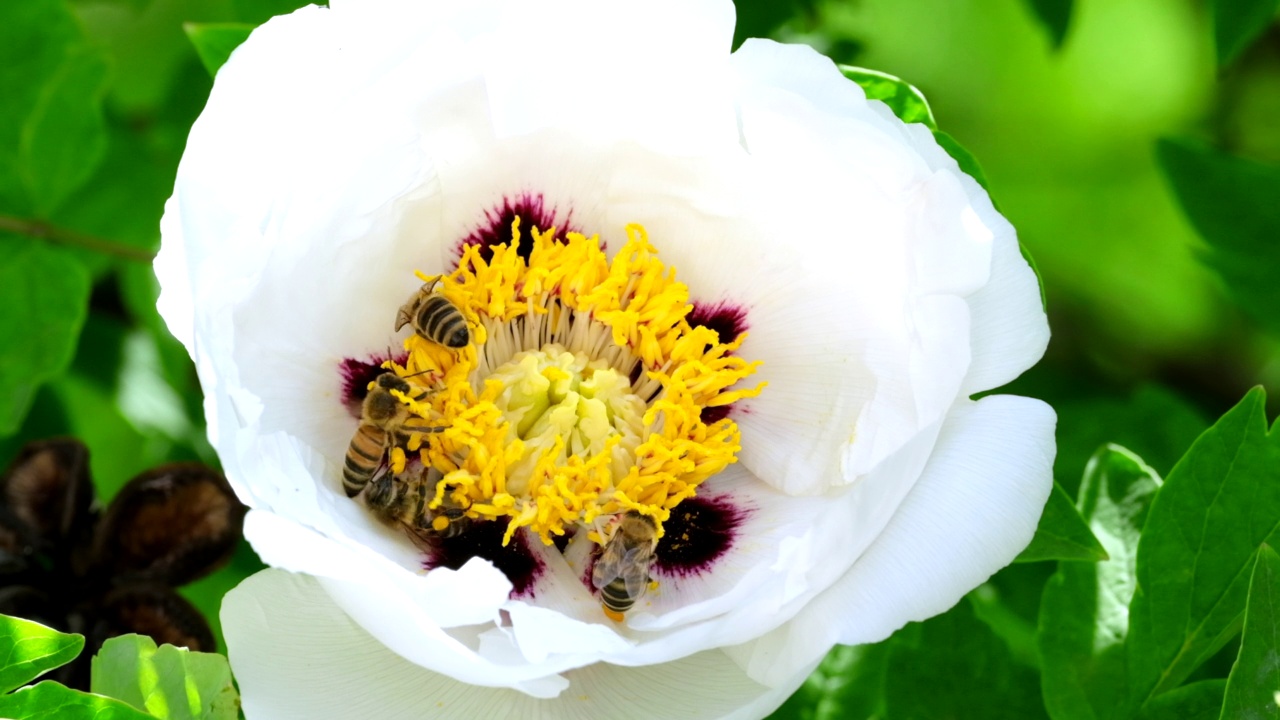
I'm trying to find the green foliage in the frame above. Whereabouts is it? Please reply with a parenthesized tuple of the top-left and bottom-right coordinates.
(1024, 0, 1073, 49)
(1137, 681, 1228, 720)
(883, 598, 1049, 719)
(838, 65, 936, 129)
(0, 0, 109, 217)
(1157, 139, 1280, 337)
(1049, 385, 1208, 499)
(0, 616, 84, 694)
(0, 615, 154, 720)
(1220, 544, 1280, 719)
(183, 23, 254, 78)
(91, 635, 238, 720)
(1127, 388, 1280, 711)
(1213, 0, 1280, 65)
(0, 681, 156, 720)
(732, 0, 816, 49)
(0, 238, 90, 436)
(1017, 480, 1109, 563)
(768, 643, 889, 720)
(1037, 445, 1162, 720)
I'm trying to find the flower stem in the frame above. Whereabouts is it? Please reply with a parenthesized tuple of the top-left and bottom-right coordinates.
(0, 215, 156, 263)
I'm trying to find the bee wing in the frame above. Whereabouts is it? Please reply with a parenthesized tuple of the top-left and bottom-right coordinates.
(591, 540, 627, 590)
(619, 546, 652, 600)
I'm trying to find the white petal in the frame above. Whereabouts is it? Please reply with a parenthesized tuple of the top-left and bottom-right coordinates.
(224, 569, 813, 719)
(479, 0, 737, 154)
(601, 428, 940, 666)
(957, 209, 1048, 394)
(728, 394, 1056, 686)
(893, 115, 1048, 395)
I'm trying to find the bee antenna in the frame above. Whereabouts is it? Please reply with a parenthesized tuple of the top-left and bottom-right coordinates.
(402, 369, 433, 380)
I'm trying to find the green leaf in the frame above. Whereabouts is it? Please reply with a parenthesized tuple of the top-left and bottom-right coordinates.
(838, 65, 936, 129)
(1138, 680, 1227, 720)
(51, 373, 167, 501)
(883, 598, 1049, 719)
(932, 130, 989, 192)
(20, 49, 110, 218)
(1051, 385, 1208, 500)
(0, 615, 84, 694)
(1220, 544, 1280, 720)
(1127, 388, 1280, 711)
(1038, 445, 1162, 720)
(0, 0, 110, 217)
(1157, 139, 1280, 337)
(1214, 0, 1280, 65)
(1016, 480, 1109, 563)
(970, 582, 1042, 669)
(0, 680, 156, 720)
(0, 238, 90, 436)
(183, 23, 255, 77)
(92, 635, 238, 720)
(768, 643, 889, 720)
(1025, 0, 1073, 49)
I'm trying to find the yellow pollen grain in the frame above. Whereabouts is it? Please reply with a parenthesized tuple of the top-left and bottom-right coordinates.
(384, 220, 764, 546)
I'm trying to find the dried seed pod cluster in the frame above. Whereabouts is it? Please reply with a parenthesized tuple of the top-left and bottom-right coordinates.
(0, 438, 246, 690)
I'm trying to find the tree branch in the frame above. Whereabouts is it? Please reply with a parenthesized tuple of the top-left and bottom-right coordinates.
(0, 215, 156, 263)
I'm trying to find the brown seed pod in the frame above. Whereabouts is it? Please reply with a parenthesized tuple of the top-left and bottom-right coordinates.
(94, 584, 215, 653)
(92, 463, 246, 587)
(0, 437, 95, 555)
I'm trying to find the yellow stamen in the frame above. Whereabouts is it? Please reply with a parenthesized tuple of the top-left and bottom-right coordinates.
(384, 221, 765, 546)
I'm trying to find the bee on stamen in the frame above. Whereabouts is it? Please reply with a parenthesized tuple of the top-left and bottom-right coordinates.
(396, 278, 470, 348)
(364, 466, 471, 541)
(592, 511, 659, 621)
(342, 372, 444, 498)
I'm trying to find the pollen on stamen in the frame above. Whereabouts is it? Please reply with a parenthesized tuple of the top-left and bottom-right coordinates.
(350, 219, 765, 609)
(396, 222, 765, 550)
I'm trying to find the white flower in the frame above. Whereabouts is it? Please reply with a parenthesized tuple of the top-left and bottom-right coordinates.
(155, 0, 1056, 717)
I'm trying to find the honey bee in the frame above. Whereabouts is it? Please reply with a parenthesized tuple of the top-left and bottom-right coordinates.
(395, 278, 470, 348)
(342, 372, 443, 498)
(591, 511, 659, 620)
(364, 468, 471, 539)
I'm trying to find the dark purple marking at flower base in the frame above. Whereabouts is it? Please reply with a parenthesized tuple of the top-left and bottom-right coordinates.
(687, 301, 749, 345)
(552, 528, 573, 554)
(653, 496, 745, 578)
(699, 405, 732, 424)
(424, 520, 543, 598)
(339, 352, 408, 416)
(456, 193, 577, 263)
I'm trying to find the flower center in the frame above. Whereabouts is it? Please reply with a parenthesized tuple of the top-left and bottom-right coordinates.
(378, 221, 765, 547)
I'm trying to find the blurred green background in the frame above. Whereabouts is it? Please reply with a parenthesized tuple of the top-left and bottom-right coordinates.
(2, 0, 1278, 700)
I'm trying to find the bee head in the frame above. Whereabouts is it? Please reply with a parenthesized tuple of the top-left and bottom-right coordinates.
(375, 373, 410, 393)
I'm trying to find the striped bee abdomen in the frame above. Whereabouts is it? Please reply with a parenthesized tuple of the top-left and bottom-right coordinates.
(600, 577, 639, 614)
(415, 295, 469, 348)
(343, 423, 388, 497)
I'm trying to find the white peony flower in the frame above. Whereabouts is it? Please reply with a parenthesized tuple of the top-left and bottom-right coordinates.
(155, 0, 1056, 717)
